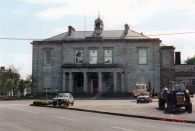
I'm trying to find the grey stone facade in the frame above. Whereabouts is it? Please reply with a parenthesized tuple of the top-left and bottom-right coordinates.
(31, 16, 161, 95)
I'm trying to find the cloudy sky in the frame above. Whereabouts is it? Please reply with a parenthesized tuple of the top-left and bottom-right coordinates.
(0, 0, 195, 78)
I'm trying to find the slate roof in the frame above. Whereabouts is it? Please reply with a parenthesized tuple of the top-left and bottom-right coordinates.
(44, 30, 150, 41)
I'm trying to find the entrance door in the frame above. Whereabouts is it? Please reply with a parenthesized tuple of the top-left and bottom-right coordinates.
(92, 80, 98, 93)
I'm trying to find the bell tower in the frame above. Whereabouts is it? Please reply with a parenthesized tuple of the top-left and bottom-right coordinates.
(94, 12, 104, 35)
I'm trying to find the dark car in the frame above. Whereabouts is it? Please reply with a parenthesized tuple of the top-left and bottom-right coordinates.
(137, 92, 153, 103)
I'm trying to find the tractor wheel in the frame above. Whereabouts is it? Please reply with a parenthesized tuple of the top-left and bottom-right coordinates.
(158, 98, 162, 109)
(185, 105, 188, 111)
(186, 93, 190, 102)
(53, 103, 56, 106)
(162, 101, 165, 109)
(168, 102, 172, 113)
(188, 102, 192, 113)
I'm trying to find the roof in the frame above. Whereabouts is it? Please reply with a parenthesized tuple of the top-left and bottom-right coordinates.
(43, 30, 150, 41)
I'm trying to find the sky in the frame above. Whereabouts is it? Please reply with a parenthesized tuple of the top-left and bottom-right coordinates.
(0, 0, 195, 79)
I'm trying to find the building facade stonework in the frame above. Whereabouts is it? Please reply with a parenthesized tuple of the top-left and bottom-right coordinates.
(31, 16, 161, 95)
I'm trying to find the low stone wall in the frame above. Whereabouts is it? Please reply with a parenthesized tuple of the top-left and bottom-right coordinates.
(0, 96, 6, 100)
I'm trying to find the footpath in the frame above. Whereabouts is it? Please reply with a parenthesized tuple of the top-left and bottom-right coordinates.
(33, 97, 195, 124)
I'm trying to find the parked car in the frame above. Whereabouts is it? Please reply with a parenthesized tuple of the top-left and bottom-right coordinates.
(137, 92, 153, 103)
(53, 93, 74, 106)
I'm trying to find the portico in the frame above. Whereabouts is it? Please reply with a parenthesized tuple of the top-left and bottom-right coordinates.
(61, 64, 124, 93)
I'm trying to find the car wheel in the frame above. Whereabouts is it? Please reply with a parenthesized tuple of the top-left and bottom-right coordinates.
(59, 103, 61, 106)
(148, 100, 150, 103)
(71, 101, 74, 106)
(137, 100, 139, 103)
(53, 103, 56, 106)
(66, 102, 69, 107)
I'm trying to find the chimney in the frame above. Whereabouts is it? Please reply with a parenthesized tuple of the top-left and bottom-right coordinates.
(175, 52, 181, 64)
(124, 24, 129, 34)
(1, 66, 5, 71)
(68, 26, 75, 36)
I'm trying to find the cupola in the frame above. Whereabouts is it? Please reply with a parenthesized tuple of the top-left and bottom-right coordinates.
(94, 13, 104, 35)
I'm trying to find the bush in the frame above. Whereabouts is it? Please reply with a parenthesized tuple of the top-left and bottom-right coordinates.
(5, 96, 40, 100)
(33, 100, 53, 105)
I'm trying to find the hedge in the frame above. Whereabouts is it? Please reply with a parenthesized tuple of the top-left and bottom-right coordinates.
(33, 100, 53, 105)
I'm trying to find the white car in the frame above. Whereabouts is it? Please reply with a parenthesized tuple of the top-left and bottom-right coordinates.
(53, 93, 74, 106)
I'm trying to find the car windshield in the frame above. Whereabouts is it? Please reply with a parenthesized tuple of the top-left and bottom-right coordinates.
(57, 94, 68, 97)
(136, 85, 145, 90)
(139, 92, 149, 96)
(171, 82, 185, 91)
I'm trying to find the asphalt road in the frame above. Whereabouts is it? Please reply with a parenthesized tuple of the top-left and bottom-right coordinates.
(0, 100, 195, 131)
(70, 97, 195, 121)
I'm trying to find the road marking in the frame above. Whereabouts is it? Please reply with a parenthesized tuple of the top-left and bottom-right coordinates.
(0, 105, 39, 114)
(112, 126, 137, 131)
(54, 116, 75, 121)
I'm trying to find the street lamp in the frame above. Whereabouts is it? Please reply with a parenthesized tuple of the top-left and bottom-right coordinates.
(55, 88, 58, 105)
(46, 85, 47, 100)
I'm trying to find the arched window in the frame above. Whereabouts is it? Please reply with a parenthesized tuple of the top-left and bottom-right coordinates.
(163, 53, 169, 68)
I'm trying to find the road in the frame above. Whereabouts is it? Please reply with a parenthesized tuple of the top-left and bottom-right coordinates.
(0, 100, 195, 131)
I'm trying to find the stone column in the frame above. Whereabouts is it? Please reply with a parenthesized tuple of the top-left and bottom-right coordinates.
(69, 73, 72, 92)
(113, 72, 117, 93)
(62, 73, 66, 92)
(98, 72, 102, 92)
(121, 72, 124, 93)
(83, 72, 87, 93)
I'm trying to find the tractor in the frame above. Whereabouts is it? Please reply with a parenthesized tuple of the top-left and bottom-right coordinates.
(158, 81, 192, 113)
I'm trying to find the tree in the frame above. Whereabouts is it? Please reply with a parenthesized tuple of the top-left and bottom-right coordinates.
(3, 79, 14, 95)
(25, 74, 37, 94)
(185, 55, 195, 64)
(18, 79, 26, 96)
(7, 65, 20, 95)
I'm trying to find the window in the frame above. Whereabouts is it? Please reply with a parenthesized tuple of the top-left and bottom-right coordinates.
(186, 79, 190, 86)
(89, 50, 97, 64)
(138, 49, 147, 64)
(75, 50, 83, 64)
(163, 53, 169, 68)
(104, 50, 112, 64)
(45, 51, 52, 65)
(185, 66, 189, 72)
(175, 66, 180, 72)
(190, 67, 193, 71)
(192, 79, 195, 86)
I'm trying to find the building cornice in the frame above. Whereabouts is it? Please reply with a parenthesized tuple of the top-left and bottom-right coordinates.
(31, 38, 161, 44)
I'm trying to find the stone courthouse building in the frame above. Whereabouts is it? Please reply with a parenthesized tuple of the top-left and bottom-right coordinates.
(31, 16, 162, 95)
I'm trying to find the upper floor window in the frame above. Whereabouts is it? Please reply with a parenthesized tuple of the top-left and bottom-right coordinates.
(90, 50, 97, 64)
(45, 51, 52, 65)
(163, 53, 169, 68)
(75, 50, 83, 64)
(104, 50, 112, 64)
(175, 66, 180, 72)
(138, 49, 147, 64)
